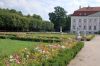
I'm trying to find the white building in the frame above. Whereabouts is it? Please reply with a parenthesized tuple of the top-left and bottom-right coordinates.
(71, 7, 100, 34)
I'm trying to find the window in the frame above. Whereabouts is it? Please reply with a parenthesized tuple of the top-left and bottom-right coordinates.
(84, 26, 86, 30)
(89, 26, 91, 30)
(79, 25, 81, 28)
(94, 19, 97, 22)
(89, 19, 92, 22)
(94, 26, 96, 30)
(73, 19, 76, 22)
(83, 19, 87, 24)
(73, 25, 75, 29)
(79, 19, 82, 22)
(84, 19, 87, 22)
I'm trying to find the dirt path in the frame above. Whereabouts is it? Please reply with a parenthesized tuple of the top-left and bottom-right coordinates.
(68, 35, 100, 66)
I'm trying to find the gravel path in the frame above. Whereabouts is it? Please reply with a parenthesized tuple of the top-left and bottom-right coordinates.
(68, 35, 100, 66)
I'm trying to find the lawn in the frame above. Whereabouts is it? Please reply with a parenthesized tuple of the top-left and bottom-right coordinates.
(0, 32, 75, 55)
(0, 39, 46, 55)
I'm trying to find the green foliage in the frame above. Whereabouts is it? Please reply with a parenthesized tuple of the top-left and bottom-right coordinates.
(0, 8, 54, 32)
(0, 33, 61, 43)
(49, 6, 71, 32)
(32, 14, 42, 20)
(43, 42, 84, 66)
(0, 32, 74, 43)
(80, 35, 95, 41)
(85, 35, 95, 41)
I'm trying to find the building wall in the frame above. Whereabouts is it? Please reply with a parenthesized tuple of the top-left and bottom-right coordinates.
(71, 16, 100, 34)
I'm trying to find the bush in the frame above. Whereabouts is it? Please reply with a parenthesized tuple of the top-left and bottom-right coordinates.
(81, 35, 95, 41)
(42, 42, 84, 66)
(0, 34, 61, 43)
(0, 35, 6, 39)
(85, 35, 95, 41)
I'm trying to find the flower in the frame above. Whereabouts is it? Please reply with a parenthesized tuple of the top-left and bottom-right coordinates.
(61, 45, 66, 49)
(10, 55, 13, 59)
(9, 55, 15, 62)
(25, 48, 27, 50)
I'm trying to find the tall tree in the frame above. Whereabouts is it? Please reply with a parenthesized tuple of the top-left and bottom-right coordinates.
(0, 8, 54, 32)
(32, 14, 42, 20)
(49, 6, 67, 32)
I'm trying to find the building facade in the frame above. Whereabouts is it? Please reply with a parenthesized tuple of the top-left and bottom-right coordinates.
(71, 7, 100, 34)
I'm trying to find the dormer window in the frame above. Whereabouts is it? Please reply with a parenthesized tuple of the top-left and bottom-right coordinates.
(79, 13, 82, 15)
(84, 13, 86, 15)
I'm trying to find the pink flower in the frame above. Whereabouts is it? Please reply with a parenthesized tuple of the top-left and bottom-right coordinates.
(13, 54, 21, 64)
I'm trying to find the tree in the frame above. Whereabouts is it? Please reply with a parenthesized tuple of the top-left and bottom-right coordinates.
(0, 8, 54, 32)
(63, 16, 71, 32)
(32, 14, 42, 20)
(49, 6, 67, 32)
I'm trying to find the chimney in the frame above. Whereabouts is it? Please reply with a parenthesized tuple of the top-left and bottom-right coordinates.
(87, 5, 90, 9)
(79, 5, 81, 9)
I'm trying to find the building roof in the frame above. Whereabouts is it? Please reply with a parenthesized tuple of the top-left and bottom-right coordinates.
(72, 7, 100, 16)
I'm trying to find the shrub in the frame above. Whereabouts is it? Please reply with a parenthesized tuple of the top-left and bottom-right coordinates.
(42, 42, 84, 66)
(0, 34, 61, 43)
(86, 35, 95, 41)
(81, 35, 95, 41)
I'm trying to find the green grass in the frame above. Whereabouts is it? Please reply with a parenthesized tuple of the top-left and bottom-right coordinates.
(0, 32, 75, 55)
(0, 39, 46, 55)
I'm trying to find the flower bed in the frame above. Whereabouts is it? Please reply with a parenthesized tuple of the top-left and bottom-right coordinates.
(0, 39, 84, 66)
(0, 33, 74, 43)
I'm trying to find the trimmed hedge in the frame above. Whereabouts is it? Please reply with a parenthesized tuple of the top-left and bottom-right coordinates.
(41, 42, 84, 66)
(86, 35, 95, 41)
(0, 35, 61, 43)
(81, 35, 95, 41)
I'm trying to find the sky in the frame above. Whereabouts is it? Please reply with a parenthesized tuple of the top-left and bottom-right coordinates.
(0, 0, 100, 20)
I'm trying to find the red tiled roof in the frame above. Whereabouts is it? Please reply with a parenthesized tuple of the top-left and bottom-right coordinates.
(72, 7, 100, 16)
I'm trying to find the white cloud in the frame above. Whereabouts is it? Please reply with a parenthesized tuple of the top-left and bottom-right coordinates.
(0, 1, 5, 8)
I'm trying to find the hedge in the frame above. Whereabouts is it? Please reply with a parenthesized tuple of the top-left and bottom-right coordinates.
(41, 42, 84, 66)
(0, 35, 61, 43)
(81, 35, 95, 41)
